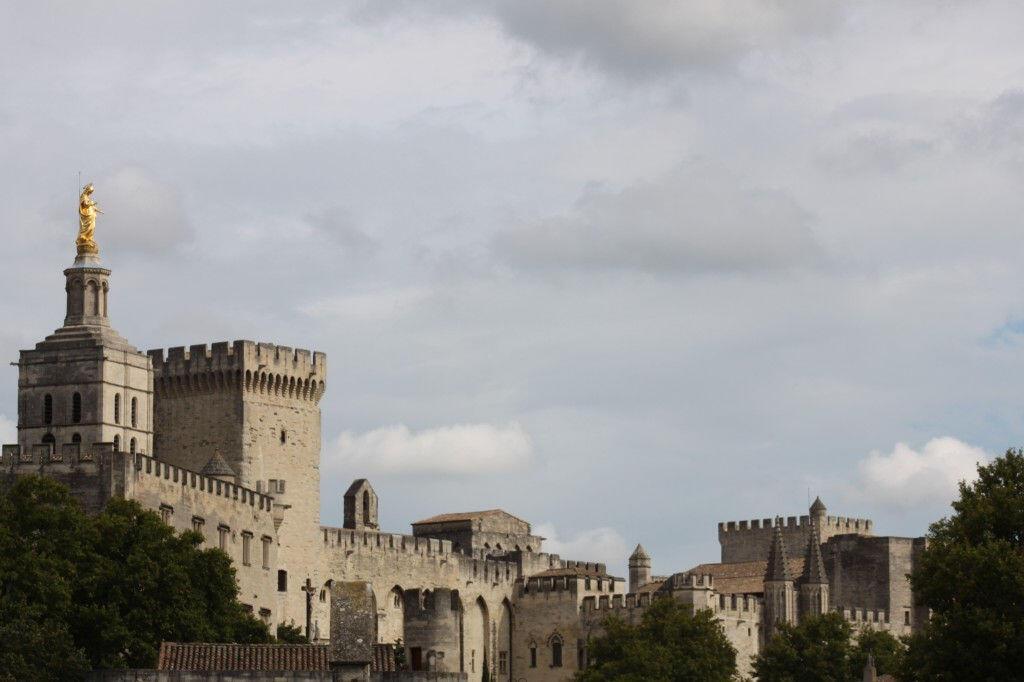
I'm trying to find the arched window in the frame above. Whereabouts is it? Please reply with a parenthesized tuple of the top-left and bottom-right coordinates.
(41, 433, 55, 446)
(130, 398, 137, 427)
(129, 438, 137, 454)
(72, 392, 82, 423)
(362, 490, 370, 521)
(71, 433, 81, 444)
(114, 394, 121, 424)
(43, 394, 53, 425)
(551, 635, 563, 668)
(113, 435, 120, 451)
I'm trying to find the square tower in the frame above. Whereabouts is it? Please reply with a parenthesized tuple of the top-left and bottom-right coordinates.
(18, 252, 153, 456)
(148, 340, 326, 626)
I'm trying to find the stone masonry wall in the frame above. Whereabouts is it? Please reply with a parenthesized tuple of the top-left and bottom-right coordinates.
(718, 514, 873, 563)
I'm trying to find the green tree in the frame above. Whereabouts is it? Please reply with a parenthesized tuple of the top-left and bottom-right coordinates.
(902, 449, 1024, 680)
(0, 476, 271, 679)
(752, 612, 904, 682)
(0, 476, 95, 680)
(276, 621, 307, 643)
(577, 597, 737, 682)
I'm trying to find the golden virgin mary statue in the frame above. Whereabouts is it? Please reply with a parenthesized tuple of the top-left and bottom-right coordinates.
(77, 183, 102, 255)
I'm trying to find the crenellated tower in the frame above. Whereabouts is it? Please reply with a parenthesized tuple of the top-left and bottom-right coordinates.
(17, 234, 153, 456)
(148, 340, 326, 626)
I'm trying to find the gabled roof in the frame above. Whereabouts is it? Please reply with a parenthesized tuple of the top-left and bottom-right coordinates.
(344, 478, 372, 496)
(531, 565, 616, 579)
(200, 453, 235, 478)
(157, 643, 328, 671)
(765, 523, 793, 582)
(412, 509, 529, 526)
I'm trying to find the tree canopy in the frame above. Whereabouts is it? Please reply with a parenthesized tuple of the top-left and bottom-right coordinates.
(577, 596, 737, 682)
(752, 612, 904, 682)
(0, 476, 271, 681)
(901, 448, 1024, 680)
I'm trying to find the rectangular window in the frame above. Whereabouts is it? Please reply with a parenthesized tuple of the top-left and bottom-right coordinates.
(242, 532, 253, 566)
(192, 516, 204, 534)
(159, 504, 173, 525)
(263, 538, 273, 567)
(278, 569, 288, 592)
(904, 610, 911, 625)
(530, 647, 537, 668)
(218, 525, 230, 551)
(499, 651, 507, 674)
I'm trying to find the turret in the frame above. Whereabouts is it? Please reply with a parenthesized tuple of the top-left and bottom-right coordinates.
(763, 520, 795, 639)
(628, 544, 651, 592)
(799, 520, 829, 620)
(809, 496, 827, 529)
(201, 452, 238, 485)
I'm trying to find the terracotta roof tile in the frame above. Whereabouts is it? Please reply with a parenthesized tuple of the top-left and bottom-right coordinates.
(157, 643, 329, 671)
(685, 558, 805, 595)
(411, 509, 528, 526)
(531, 566, 614, 579)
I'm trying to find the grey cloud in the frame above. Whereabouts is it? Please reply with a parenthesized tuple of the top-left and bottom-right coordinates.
(493, 167, 821, 274)
(489, 0, 843, 77)
(305, 208, 379, 257)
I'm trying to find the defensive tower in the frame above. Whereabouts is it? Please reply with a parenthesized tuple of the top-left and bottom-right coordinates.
(628, 544, 651, 593)
(148, 340, 326, 625)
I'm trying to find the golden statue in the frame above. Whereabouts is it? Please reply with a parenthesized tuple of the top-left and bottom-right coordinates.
(77, 183, 102, 255)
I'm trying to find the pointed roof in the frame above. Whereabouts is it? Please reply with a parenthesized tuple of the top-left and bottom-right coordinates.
(201, 453, 236, 478)
(630, 544, 650, 561)
(809, 496, 827, 514)
(801, 523, 828, 584)
(765, 521, 793, 582)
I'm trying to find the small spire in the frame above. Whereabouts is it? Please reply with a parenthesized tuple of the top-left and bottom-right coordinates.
(630, 544, 650, 561)
(765, 520, 792, 581)
(802, 522, 828, 584)
(809, 496, 827, 514)
(200, 452, 236, 478)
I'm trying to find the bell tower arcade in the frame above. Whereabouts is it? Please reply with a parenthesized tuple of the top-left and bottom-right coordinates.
(17, 209, 153, 457)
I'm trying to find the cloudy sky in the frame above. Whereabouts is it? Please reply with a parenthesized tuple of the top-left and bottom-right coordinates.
(3, 1, 1023, 576)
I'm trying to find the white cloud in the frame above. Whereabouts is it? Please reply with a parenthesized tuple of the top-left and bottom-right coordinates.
(854, 437, 989, 509)
(0, 414, 15, 444)
(327, 422, 532, 475)
(534, 522, 630, 575)
(493, 166, 821, 274)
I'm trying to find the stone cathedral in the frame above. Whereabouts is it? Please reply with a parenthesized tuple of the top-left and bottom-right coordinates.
(2, 201, 926, 680)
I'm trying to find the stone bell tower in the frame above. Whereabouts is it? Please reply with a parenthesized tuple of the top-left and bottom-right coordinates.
(16, 192, 153, 456)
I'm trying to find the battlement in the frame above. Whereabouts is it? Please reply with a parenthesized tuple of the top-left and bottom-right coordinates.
(149, 340, 326, 402)
(717, 515, 873, 534)
(133, 452, 275, 512)
(836, 605, 890, 625)
(664, 572, 714, 590)
(320, 526, 519, 585)
(1, 444, 276, 516)
(717, 593, 761, 617)
(580, 590, 655, 614)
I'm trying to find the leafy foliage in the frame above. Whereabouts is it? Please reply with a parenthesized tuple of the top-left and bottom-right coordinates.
(0, 476, 271, 680)
(901, 449, 1024, 680)
(752, 612, 904, 682)
(576, 596, 737, 682)
(276, 621, 307, 643)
